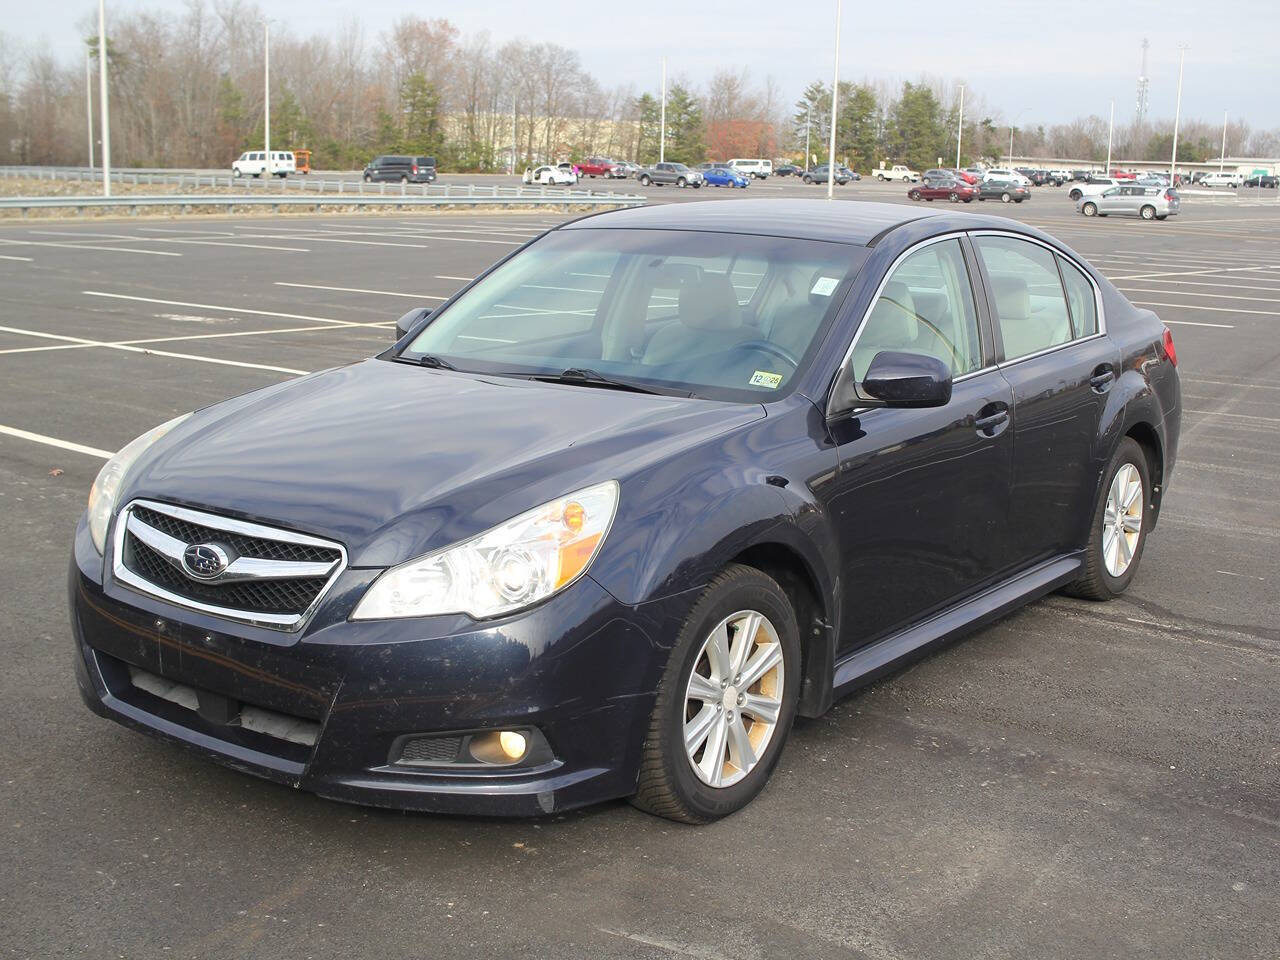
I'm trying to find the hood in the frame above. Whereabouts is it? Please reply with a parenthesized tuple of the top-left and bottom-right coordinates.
(125, 359, 763, 567)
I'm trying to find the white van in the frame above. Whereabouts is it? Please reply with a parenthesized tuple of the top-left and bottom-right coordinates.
(727, 158, 772, 179)
(231, 150, 296, 179)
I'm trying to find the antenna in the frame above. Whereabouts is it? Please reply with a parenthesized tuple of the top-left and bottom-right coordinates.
(1136, 37, 1150, 123)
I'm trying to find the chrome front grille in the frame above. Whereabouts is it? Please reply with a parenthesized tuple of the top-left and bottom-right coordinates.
(112, 499, 347, 631)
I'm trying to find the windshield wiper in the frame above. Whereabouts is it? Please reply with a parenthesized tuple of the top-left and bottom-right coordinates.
(531, 367, 662, 395)
(408, 353, 456, 370)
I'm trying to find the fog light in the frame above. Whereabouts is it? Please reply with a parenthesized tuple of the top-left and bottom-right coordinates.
(499, 730, 528, 760)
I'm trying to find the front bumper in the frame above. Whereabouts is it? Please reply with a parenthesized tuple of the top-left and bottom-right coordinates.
(69, 516, 679, 816)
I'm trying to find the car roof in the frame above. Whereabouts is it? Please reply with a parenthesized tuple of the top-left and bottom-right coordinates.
(557, 198, 1002, 246)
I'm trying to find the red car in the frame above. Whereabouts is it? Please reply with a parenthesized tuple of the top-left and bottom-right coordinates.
(908, 179, 976, 203)
(576, 156, 621, 178)
(1110, 169, 1137, 180)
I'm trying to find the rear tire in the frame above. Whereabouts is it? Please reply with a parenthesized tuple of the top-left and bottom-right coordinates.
(1069, 189, 1082, 200)
(1065, 437, 1152, 601)
(630, 564, 800, 823)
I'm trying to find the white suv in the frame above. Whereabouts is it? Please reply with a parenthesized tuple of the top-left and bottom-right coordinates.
(983, 168, 1032, 186)
(232, 150, 296, 179)
(728, 158, 772, 179)
(1199, 172, 1241, 187)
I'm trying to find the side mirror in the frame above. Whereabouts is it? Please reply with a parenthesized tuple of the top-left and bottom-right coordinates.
(395, 307, 433, 341)
(861, 351, 953, 408)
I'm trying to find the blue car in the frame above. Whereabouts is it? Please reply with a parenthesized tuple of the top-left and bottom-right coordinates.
(702, 166, 749, 188)
(72, 199, 1181, 823)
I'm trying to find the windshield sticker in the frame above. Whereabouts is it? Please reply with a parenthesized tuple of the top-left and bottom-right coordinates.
(810, 276, 840, 297)
(749, 370, 783, 389)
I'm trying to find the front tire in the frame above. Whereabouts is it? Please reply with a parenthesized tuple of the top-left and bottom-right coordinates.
(1141, 204, 1156, 220)
(1001, 192, 1012, 203)
(1066, 438, 1152, 600)
(909, 189, 921, 201)
(802, 175, 812, 184)
(639, 175, 651, 186)
(1082, 201, 1098, 217)
(630, 564, 800, 823)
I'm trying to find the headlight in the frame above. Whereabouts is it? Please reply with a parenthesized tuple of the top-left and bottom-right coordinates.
(87, 413, 190, 554)
(352, 480, 619, 621)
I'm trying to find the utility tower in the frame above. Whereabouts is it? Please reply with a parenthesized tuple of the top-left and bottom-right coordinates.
(1135, 38, 1150, 123)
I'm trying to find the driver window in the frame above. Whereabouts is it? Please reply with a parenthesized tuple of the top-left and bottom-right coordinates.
(850, 238, 983, 381)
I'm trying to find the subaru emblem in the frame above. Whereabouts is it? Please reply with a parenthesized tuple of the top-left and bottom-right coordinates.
(182, 543, 229, 580)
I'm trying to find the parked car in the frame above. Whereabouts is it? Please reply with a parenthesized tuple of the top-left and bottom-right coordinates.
(908, 178, 977, 202)
(613, 161, 641, 178)
(875, 164, 920, 182)
(523, 165, 578, 186)
(1079, 184, 1180, 220)
(702, 166, 750, 188)
(803, 164, 851, 185)
(1199, 172, 1242, 188)
(636, 162, 704, 187)
(576, 157, 625, 178)
(363, 155, 437, 184)
(976, 179, 1030, 203)
(1109, 170, 1137, 180)
(1067, 177, 1122, 201)
(983, 168, 1032, 187)
(71, 198, 1182, 823)
(774, 164, 801, 177)
(1048, 168, 1072, 183)
(232, 150, 295, 178)
(1070, 169, 1093, 181)
(728, 158, 772, 178)
(1243, 173, 1278, 188)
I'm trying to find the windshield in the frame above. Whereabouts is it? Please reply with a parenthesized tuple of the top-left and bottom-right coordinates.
(402, 228, 866, 402)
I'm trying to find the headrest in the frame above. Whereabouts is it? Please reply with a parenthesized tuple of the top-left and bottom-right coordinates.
(867, 280, 916, 342)
(989, 273, 1029, 320)
(678, 273, 741, 331)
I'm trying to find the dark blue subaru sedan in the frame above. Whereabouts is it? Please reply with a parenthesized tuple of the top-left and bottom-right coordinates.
(70, 200, 1181, 822)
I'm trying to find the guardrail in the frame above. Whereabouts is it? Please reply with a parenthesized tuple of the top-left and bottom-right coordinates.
(0, 165, 642, 203)
(0, 192, 645, 216)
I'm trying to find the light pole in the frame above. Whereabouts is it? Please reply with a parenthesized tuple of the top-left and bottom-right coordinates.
(1106, 100, 1114, 173)
(1170, 43, 1188, 186)
(97, 0, 110, 196)
(85, 52, 94, 169)
(804, 102, 811, 171)
(955, 84, 964, 169)
(1219, 109, 1227, 173)
(659, 57, 666, 164)
(826, 0, 842, 200)
(263, 21, 271, 166)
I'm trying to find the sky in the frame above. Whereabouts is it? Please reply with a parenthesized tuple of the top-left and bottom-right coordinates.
(15, 0, 1280, 130)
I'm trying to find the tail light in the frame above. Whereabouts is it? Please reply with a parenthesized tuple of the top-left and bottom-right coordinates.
(1162, 327, 1178, 367)
(412, 165, 418, 174)
(1164, 189, 1175, 200)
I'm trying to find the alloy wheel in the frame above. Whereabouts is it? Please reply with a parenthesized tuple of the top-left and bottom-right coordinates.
(682, 610, 785, 789)
(1103, 463, 1143, 577)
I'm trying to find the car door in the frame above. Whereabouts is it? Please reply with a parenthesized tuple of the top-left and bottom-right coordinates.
(823, 235, 1014, 651)
(970, 232, 1120, 567)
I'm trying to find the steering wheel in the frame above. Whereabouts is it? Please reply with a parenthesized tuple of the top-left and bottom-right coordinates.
(731, 339, 801, 368)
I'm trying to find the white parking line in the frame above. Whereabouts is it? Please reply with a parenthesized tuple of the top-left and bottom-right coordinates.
(1117, 288, 1280, 303)
(435, 275, 473, 282)
(0, 254, 33, 262)
(1108, 265, 1280, 281)
(274, 282, 447, 300)
(82, 291, 356, 326)
(0, 424, 112, 460)
(1183, 409, 1280, 424)
(0, 238, 180, 257)
(1130, 299, 1275, 317)
(28, 230, 308, 253)
(1161, 319, 1236, 328)
(0, 325, 308, 375)
(0, 320, 392, 356)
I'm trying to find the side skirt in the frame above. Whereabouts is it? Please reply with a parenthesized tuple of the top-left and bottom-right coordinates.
(829, 553, 1084, 698)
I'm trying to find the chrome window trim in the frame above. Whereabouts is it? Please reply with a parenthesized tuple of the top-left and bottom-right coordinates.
(827, 231, 981, 416)
(110, 498, 348, 632)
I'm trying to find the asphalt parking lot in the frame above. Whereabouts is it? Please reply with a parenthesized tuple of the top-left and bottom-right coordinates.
(2, 184, 1277, 959)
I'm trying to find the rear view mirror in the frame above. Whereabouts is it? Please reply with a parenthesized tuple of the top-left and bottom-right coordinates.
(861, 351, 953, 408)
(395, 307, 433, 341)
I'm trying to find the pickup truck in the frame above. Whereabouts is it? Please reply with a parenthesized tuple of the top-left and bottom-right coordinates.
(576, 156, 625, 178)
(875, 164, 920, 182)
(636, 162, 704, 188)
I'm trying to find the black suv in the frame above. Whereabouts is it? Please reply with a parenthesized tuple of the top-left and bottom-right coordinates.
(362, 155, 437, 183)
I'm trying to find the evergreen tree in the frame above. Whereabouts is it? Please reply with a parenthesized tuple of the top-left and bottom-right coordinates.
(634, 93, 661, 164)
(665, 84, 705, 164)
(888, 82, 945, 170)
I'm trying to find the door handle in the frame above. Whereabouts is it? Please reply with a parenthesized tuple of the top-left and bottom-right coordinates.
(974, 402, 1010, 435)
(1089, 364, 1115, 392)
